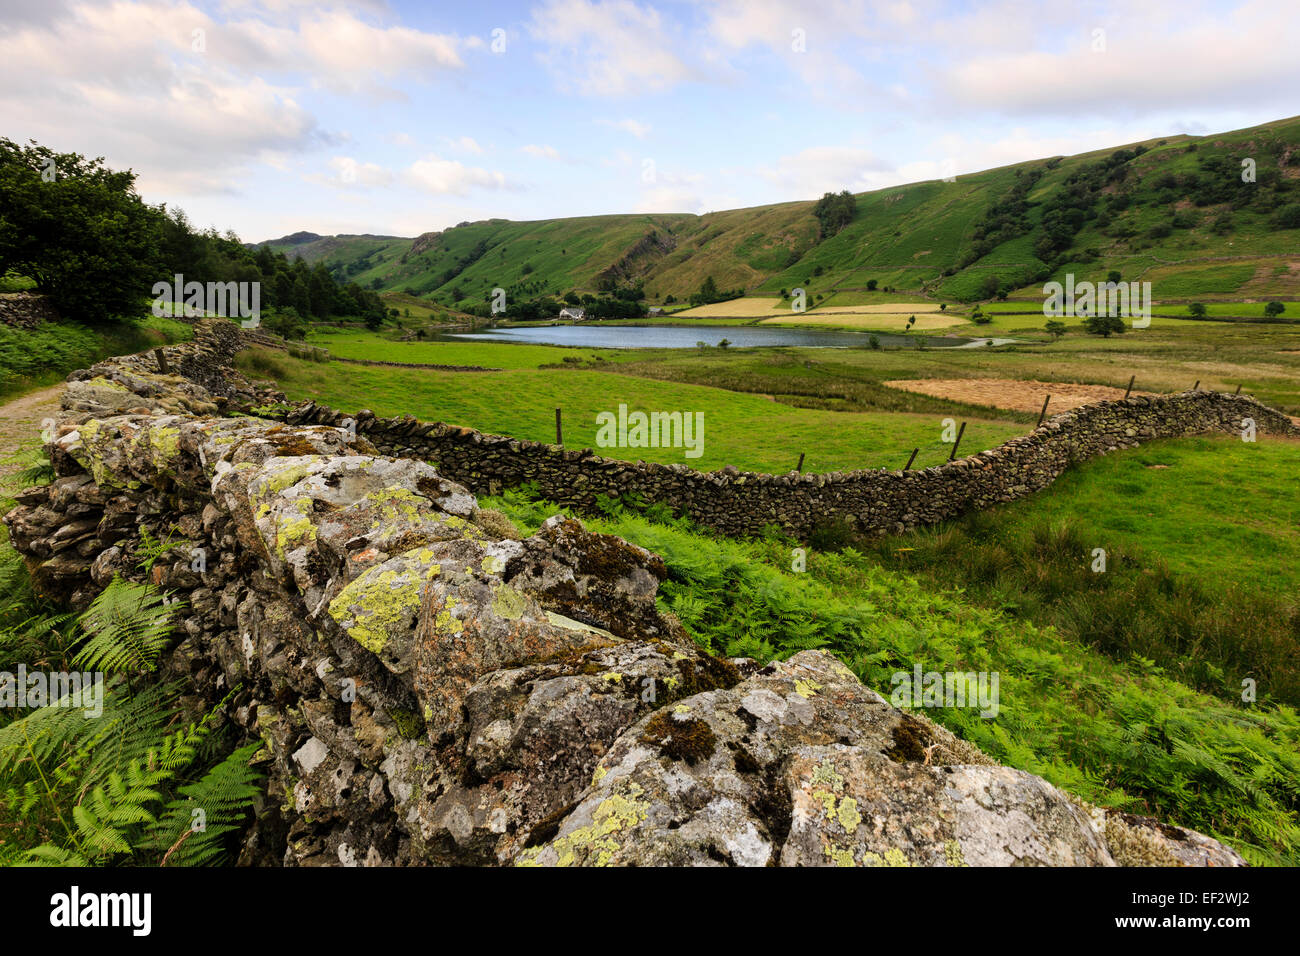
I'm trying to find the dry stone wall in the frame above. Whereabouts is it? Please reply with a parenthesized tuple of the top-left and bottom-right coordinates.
(0, 291, 60, 328)
(1, 320, 1249, 866)
(281, 387, 1298, 540)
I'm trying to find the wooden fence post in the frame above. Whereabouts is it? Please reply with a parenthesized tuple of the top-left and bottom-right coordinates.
(555, 408, 562, 446)
(154, 348, 170, 374)
(795, 452, 805, 473)
(1123, 374, 1135, 399)
(903, 448, 919, 471)
(1037, 394, 1052, 427)
(947, 422, 967, 461)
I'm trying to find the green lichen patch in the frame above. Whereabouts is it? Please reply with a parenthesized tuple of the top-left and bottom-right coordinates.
(491, 583, 526, 621)
(365, 487, 431, 529)
(327, 551, 441, 654)
(515, 784, 649, 867)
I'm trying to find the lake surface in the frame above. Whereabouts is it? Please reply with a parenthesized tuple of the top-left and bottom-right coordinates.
(432, 324, 1016, 350)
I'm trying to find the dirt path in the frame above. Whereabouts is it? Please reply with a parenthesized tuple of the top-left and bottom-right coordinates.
(0, 384, 64, 485)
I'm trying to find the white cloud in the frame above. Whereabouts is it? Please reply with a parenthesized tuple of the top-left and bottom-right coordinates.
(633, 186, 705, 214)
(598, 118, 651, 138)
(315, 156, 393, 188)
(0, 0, 476, 199)
(933, 1, 1300, 117)
(528, 0, 694, 95)
(446, 136, 485, 154)
(522, 144, 562, 160)
(757, 146, 893, 196)
(404, 155, 509, 195)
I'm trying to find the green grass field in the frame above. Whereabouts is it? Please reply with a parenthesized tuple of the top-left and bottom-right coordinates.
(978, 434, 1300, 596)
(306, 329, 641, 369)
(244, 346, 1027, 472)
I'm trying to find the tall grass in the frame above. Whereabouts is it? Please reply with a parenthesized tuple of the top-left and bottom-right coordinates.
(867, 512, 1300, 707)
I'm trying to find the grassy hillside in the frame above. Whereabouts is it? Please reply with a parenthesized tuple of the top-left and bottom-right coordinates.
(259, 115, 1300, 311)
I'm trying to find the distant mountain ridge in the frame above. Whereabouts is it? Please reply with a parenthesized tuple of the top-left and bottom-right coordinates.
(256, 116, 1300, 307)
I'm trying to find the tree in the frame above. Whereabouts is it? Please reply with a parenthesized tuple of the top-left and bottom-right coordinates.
(0, 138, 164, 322)
(980, 274, 1002, 299)
(1082, 314, 1126, 337)
(1264, 301, 1286, 318)
(1107, 270, 1122, 283)
(1045, 320, 1066, 340)
(810, 189, 856, 238)
(1271, 203, 1300, 229)
(1187, 302, 1207, 318)
(866, 279, 878, 291)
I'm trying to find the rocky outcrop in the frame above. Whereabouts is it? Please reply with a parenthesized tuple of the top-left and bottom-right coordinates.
(2, 320, 1249, 866)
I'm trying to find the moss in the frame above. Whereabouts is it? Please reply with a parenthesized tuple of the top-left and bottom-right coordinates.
(388, 708, 426, 740)
(886, 714, 934, 763)
(522, 799, 581, 849)
(572, 529, 661, 582)
(672, 653, 742, 699)
(639, 710, 717, 766)
(266, 433, 325, 457)
(1104, 813, 1183, 866)
(473, 507, 521, 540)
(728, 741, 762, 775)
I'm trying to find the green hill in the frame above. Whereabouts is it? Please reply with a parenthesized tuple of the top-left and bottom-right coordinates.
(257, 116, 1300, 311)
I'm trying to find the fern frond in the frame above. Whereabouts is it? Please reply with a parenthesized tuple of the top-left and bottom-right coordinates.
(73, 579, 181, 674)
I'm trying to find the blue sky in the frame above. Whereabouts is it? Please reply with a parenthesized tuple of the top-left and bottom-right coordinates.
(3, 0, 1297, 241)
